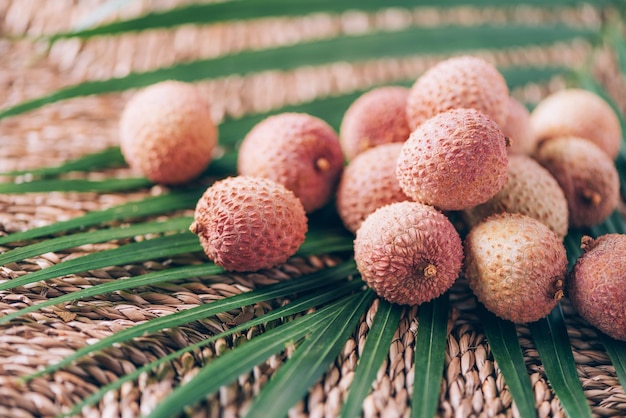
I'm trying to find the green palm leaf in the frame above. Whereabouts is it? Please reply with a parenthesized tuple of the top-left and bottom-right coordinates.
(0, 25, 593, 121)
(47, 0, 612, 41)
(0, 177, 152, 194)
(146, 291, 370, 418)
(22, 260, 359, 382)
(528, 306, 593, 418)
(0, 189, 203, 245)
(412, 293, 450, 418)
(479, 306, 537, 418)
(58, 279, 365, 417)
(340, 300, 404, 418)
(0, 216, 192, 267)
(0, 232, 202, 292)
(2, 1, 625, 417)
(0, 263, 222, 326)
(245, 290, 375, 418)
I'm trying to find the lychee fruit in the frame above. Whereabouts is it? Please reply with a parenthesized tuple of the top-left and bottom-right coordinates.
(237, 112, 344, 213)
(534, 136, 619, 228)
(339, 86, 411, 161)
(406, 55, 509, 130)
(567, 234, 626, 341)
(396, 108, 509, 211)
(119, 80, 218, 185)
(336, 143, 410, 234)
(464, 213, 567, 323)
(530, 88, 622, 159)
(354, 201, 463, 306)
(462, 154, 569, 239)
(501, 96, 538, 155)
(190, 176, 308, 272)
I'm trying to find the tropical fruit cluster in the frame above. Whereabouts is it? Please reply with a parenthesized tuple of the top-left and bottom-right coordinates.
(118, 54, 625, 340)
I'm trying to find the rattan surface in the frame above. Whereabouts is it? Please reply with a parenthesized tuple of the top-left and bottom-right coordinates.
(1, 2, 626, 417)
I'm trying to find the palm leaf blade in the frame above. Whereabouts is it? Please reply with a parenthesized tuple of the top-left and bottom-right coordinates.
(245, 290, 374, 418)
(479, 306, 537, 418)
(146, 292, 368, 418)
(0, 25, 593, 121)
(0, 147, 125, 178)
(0, 189, 203, 245)
(0, 232, 202, 292)
(0, 216, 192, 267)
(0, 177, 152, 194)
(412, 293, 450, 418)
(0, 263, 222, 325)
(58, 279, 365, 417)
(599, 334, 626, 391)
(23, 260, 359, 381)
(528, 306, 592, 418)
(50, 0, 610, 41)
(340, 300, 403, 418)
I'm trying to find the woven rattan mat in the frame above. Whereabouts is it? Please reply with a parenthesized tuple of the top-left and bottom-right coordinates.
(1, 2, 626, 417)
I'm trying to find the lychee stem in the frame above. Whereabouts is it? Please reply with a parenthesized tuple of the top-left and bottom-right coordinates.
(582, 189, 602, 206)
(580, 235, 597, 253)
(423, 264, 437, 278)
(189, 221, 200, 234)
(554, 279, 564, 301)
(316, 157, 330, 172)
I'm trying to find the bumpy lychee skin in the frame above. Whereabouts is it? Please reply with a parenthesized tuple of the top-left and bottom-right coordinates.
(406, 55, 509, 130)
(530, 88, 622, 159)
(502, 97, 537, 155)
(354, 201, 463, 306)
(568, 234, 626, 341)
(340, 86, 411, 161)
(190, 176, 308, 272)
(534, 136, 619, 228)
(462, 155, 569, 239)
(336, 143, 410, 233)
(464, 213, 567, 323)
(119, 80, 218, 185)
(396, 108, 509, 211)
(237, 112, 344, 213)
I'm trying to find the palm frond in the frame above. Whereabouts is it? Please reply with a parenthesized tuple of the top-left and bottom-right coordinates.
(528, 307, 593, 418)
(58, 279, 365, 417)
(1, 1, 625, 417)
(412, 293, 450, 418)
(22, 261, 359, 382)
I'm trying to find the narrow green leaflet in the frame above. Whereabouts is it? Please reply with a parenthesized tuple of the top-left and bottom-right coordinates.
(0, 189, 203, 245)
(59, 279, 365, 417)
(564, 231, 585, 268)
(340, 300, 403, 418)
(296, 235, 354, 257)
(599, 334, 626, 392)
(412, 293, 450, 418)
(47, 0, 611, 41)
(146, 292, 367, 418)
(0, 264, 223, 325)
(0, 216, 192, 267)
(478, 306, 537, 418)
(0, 177, 152, 194)
(0, 147, 125, 178)
(528, 306, 592, 418)
(23, 260, 359, 381)
(246, 290, 375, 418)
(0, 64, 569, 185)
(0, 232, 202, 292)
(0, 25, 593, 120)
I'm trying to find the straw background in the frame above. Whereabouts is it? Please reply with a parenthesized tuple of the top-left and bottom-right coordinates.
(1, 1, 625, 417)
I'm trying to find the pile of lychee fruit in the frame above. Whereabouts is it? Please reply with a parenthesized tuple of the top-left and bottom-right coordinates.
(118, 55, 626, 342)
